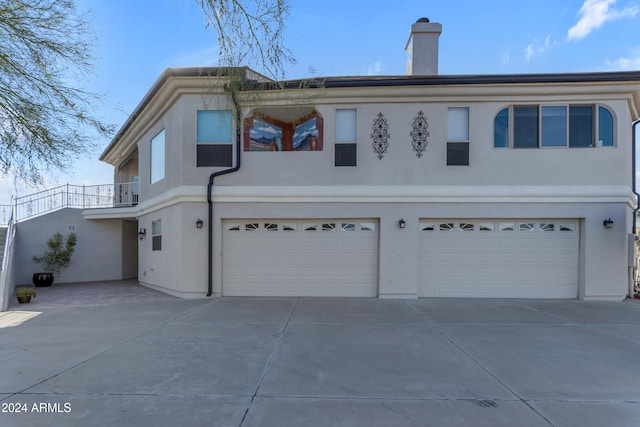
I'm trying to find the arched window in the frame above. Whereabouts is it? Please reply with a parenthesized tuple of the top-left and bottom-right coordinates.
(494, 107, 509, 148)
(598, 106, 614, 147)
(493, 104, 615, 149)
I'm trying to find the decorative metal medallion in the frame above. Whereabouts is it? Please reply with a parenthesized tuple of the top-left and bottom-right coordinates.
(371, 112, 390, 159)
(410, 110, 430, 158)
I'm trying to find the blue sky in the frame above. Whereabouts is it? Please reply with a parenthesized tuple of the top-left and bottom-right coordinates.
(2, 0, 639, 202)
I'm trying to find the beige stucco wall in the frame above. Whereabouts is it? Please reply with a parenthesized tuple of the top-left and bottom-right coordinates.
(13, 209, 127, 285)
(130, 91, 632, 192)
(138, 202, 208, 297)
(115, 78, 638, 300)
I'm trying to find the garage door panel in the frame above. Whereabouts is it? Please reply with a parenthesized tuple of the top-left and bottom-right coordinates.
(419, 219, 579, 299)
(223, 219, 378, 297)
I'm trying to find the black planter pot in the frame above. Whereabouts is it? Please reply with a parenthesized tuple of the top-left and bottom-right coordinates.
(32, 273, 54, 287)
(17, 296, 32, 304)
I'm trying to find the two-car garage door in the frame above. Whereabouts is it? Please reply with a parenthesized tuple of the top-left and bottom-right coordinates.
(419, 219, 579, 299)
(223, 219, 379, 297)
(222, 218, 579, 299)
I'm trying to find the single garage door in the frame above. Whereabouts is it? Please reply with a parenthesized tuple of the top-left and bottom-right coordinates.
(223, 219, 378, 297)
(419, 219, 579, 299)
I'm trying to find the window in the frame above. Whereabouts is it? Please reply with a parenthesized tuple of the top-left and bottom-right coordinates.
(499, 223, 515, 231)
(150, 130, 165, 184)
(514, 107, 538, 148)
(341, 223, 356, 231)
(420, 222, 435, 231)
(336, 109, 357, 141)
(540, 223, 555, 232)
(494, 108, 509, 148)
(439, 223, 455, 231)
(360, 222, 376, 231)
(519, 223, 535, 232)
(335, 109, 357, 166)
(197, 110, 233, 167)
(460, 222, 474, 231)
(559, 223, 575, 232)
(541, 106, 567, 147)
(152, 220, 162, 251)
(447, 107, 469, 166)
(598, 107, 614, 147)
(569, 106, 593, 147)
(495, 105, 614, 149)
(335, 143, 357, 166)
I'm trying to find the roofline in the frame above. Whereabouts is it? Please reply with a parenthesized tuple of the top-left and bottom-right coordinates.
(100, 66, 264, 161)
(101, 68, 640, 161)
(284, 70, 640, 88)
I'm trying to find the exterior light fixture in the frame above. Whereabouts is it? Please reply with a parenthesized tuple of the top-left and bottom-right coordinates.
(196, 219, 203, 229)
(138, 228, 146, 241)
(603, 218, 614, 229)
(399, 218, 406, 229)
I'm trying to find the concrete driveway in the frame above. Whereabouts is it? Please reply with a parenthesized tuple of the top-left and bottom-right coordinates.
(1, 281, 640, 426)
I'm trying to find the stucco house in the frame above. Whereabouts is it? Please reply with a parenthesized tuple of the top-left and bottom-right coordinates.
(5, 18, 640, 303)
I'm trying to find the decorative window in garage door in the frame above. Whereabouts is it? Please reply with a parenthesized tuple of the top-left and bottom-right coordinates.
(222, 219, 379, 297)
(420, 220, 577, 233)
(418, 219, 579, 299)
(226, 220, 377, 233)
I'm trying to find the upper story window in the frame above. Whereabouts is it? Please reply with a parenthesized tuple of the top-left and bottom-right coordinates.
(447, 107, 469, 166)
(150, 129, 165, 184)
(494, 104, 615, 149)
(335, 109, 357, 166)
(197, 110, 233, 167)
(243, 108, 323, 152)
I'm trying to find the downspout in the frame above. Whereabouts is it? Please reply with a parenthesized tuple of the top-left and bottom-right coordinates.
(633, 119, 640, 233)
(207, 104, 242, 297)
(631, 119, 640, 297)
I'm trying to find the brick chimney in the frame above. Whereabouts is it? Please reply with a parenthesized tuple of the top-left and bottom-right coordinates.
(405, 18, 442, 76)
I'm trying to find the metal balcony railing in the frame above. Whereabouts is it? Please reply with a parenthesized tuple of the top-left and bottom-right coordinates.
(1, 183, 137, 224)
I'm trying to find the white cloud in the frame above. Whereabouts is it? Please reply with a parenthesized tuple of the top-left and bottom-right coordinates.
(366, 61, 382, 75)
(255, 124, 280, 135)
(525, 35, 558, 62)
(568, 0, 639, 41)
(606, 48, 640, 69)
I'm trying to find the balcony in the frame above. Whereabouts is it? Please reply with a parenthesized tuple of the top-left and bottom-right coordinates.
(1, 183, 138, 224)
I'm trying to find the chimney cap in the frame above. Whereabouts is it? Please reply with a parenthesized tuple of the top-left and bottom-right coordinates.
(416, 17, 430, 23)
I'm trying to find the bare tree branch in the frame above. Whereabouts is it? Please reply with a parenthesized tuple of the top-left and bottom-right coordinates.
(0, 0, 113, 184)
(197, 0, 296, 80)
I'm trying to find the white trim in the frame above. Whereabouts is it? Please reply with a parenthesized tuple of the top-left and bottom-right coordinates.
(211, 185, 635, 207)
(83, 206, 138, 220)
(85, 184, 636, 219)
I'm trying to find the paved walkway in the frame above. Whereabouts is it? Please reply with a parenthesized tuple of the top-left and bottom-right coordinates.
(1, 281, 640, 426)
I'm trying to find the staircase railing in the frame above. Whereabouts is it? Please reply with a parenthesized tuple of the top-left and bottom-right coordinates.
(0, 204, 12, 227)
(0, 197, 16, 311)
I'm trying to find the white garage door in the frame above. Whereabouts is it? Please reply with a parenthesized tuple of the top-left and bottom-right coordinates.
(419, 220, 579, 299)
(223, 219, 378, 297)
